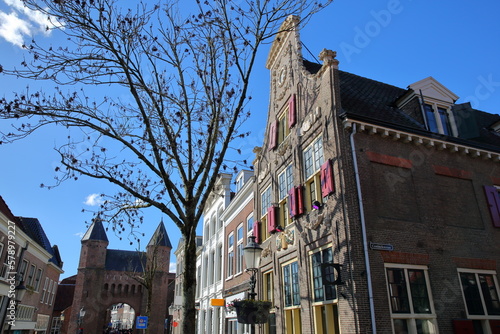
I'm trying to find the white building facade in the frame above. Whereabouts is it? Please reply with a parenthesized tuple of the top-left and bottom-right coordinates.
(197, 173, 232, 334)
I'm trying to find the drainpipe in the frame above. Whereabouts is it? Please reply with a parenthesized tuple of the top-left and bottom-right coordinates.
(349, 123, 376, 334)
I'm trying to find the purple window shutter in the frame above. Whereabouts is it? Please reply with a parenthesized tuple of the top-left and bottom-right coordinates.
(297, 185, 305, 215)
(288, 187, 297, 217)
(267, 206, 277, 233)
(288, 94, 296, 128)
(253, 221, 261, 244)
(484, 185, 500, 228)
(321, 159, 335, 197)
(268, 120, 278, 150)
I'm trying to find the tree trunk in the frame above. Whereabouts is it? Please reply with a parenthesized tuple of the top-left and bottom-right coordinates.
(181, 226, 198, 334)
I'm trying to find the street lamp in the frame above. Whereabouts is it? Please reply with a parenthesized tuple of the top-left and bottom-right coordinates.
(77, 307, 86, 334)
(243, 236, 263, 300)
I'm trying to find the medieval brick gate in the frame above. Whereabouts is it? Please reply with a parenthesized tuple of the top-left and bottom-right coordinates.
(67, 219, 175, 334)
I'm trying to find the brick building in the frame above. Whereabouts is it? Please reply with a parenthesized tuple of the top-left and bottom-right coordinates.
(0, 197, 64, 334)
(252, 15, 500, 334)
(67, 218, 175, 334)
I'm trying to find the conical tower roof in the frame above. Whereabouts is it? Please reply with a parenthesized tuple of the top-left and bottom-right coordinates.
(82, 216, 108, 242)
(148, 220, 172, 248)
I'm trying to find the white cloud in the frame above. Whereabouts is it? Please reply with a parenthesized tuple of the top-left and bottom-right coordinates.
(84, 193, 104, 206)
(0, 0, 60, 47)
(169, 262, 176, 273)
(74, 231, 85, 238)
(0, 11, 31, 46)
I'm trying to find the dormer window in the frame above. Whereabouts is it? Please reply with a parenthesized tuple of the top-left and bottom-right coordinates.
(424, 103, 453, 136)
(401, 77, 459, 137)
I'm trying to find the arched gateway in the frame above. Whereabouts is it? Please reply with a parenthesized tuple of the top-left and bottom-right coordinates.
(68, 219, 175, 334)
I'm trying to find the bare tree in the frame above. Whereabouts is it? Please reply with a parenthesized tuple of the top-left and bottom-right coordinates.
(0, 0, 331, 333)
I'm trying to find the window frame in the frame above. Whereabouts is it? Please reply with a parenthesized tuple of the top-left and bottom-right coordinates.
(278, 164, 294, 227)
(310, 245, 337, 303)
(457, 268, 500, 320)
(303, 136, 324, 212)
(236, 224, 244, 275)
(384, 263, 438, 334)
(260, 185, 272, 241)
(226, 232, 235, 278)
(246, 213, 254, 237)
(423, 102, 456, 136)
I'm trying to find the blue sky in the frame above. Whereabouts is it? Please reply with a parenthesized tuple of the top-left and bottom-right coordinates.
(1, 0, 499, 279)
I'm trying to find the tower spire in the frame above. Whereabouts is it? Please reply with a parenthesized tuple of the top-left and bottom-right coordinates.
(81, 216, 108, 242)
(148, 219, 172, 248)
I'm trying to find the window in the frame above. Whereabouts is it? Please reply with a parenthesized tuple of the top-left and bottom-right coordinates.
(311, 247, 336, 302)
(41, 277, 48, 303)
(424, 103, 454, 136)
(27, 264, 36, 287)
(246, 214, 254, 236)
(278, 165, 294, 227)
(260, 186, 272, 241)
(211, 214, 216, 236)
(236, 174, 244, 193)
(204, 222, 209, 242)
(218, 207, 224, 229)
(35, 268, 43, 291)
(0, 243, 7, 278)
(458, 269, 500, 317)
(263, 271, 276, 334)
(283, 260, 301, 334)
(310, 247, 340, 334)
(269, 95, 296, 151)
(236, 225, 244, 274)
(208, 251, 215, 285)
(261, 186, 271, 217)
(303, 137, 324, 211)
(385, 265, 437, 334)
(278, 109, 290, 145)
(50, 280, 57, 305)
(227, 233, 234, 278)
(19, 259, 28, 282)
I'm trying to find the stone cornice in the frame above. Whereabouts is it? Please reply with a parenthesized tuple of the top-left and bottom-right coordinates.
(343, 119, 500, 162)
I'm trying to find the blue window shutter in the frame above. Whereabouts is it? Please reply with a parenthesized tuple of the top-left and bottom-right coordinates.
(484, 185, 500, 228)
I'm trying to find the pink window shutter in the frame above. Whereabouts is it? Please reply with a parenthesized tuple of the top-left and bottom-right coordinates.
(253, 221, 262, 244)
(267, 206, 277, 233)
(268, 120, 278, 150)
(321, 160, 335, 197)
(484, 185, 500, 228)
